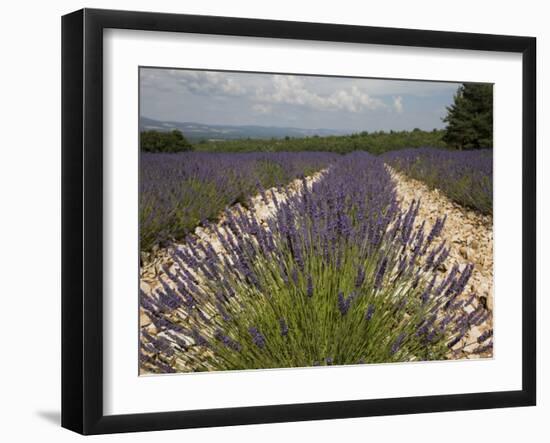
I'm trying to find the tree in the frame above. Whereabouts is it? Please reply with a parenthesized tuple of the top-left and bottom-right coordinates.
(140, 129, 193, 152)
(443, 83, 493, 150)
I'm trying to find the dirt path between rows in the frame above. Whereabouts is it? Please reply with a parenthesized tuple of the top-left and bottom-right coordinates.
(388, 167, 494, 358)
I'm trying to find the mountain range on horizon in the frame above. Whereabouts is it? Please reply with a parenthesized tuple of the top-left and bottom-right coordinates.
(140, 116, 353, 142)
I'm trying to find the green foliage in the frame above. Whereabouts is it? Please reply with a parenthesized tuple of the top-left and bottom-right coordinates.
(203, 242, 449, 370)
(253, 160, 286, 189)
(443, 83, 493, 150)
(140, 129, 193, 152)
(193, 129, 448, 154)
(227, 160, 287, 206)
(140, 178, 226, 252)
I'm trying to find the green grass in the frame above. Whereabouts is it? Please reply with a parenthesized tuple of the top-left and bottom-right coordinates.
(194, 129, 448, 155)
(201, 242, 449, 370)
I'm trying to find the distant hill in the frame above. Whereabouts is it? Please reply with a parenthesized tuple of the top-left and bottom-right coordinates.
(140, 117, 351, 142)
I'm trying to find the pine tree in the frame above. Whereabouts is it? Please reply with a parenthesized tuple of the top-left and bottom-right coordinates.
(443, 83, 493, 150)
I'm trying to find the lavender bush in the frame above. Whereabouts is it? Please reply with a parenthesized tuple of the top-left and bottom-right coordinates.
(383, 148, 493, 214)
(140, 151, 337, 251)
(140, 152, 490, 373)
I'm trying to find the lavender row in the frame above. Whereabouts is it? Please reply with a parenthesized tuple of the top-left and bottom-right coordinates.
(383, 148, 493, 214)
(140, 151, 491, 373)
(140, 151, 338, 252)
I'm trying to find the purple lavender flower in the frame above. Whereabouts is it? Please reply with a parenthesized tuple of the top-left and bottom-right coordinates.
(374, 257, 388, 290)
(214, 329, 242, 352)
(425, 330, 436, 344)
(464, 294, 476, 306)
(468, 306, 488, 326)
(355, 266, 366, 288)
(415, 321, 429, 337)
(390, 333, 406, 355)
(337, 291, 352, 316)
(142, 331, 175, 357)
(424, 215, 446, 252)
(279, 318, 289, 337)
(453, 264, 474, 296)
(396, 256, 407, 279)
(216, 302, 232, 322)
(473, 341, 493, 354)
(191, 328, 209, 347)
(432, 247, 450, 271)
(165, 331, 190, 350)
(150, 315, 185, 334)
(140, 290, 159, 315)
(477, 329, 493, 344)
(438, 313, 455, 332)
(447, 329, 467, 349)
(291, 267, 299, 285)
(154, 359, 177, 374)
(396, 297, 408, 311)
(400, 201, 417, 245)
(306, 275, 314, 298)
(158, 280, 183, 310)
(365, 304, 375, 322)
(248, 327, 266, 349)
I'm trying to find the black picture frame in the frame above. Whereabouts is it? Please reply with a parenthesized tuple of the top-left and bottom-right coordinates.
(61, 8, 536, 435)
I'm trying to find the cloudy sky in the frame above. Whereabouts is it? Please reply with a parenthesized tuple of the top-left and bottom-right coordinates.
(140, 68, 461, 132)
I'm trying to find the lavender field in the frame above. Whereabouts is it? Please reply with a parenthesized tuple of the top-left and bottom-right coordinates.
(139, 148, 493, 374)
(383, 148, 493, 214)
(140, 151, 337, 252)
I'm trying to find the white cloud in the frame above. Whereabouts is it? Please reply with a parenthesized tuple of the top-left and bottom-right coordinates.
(393, 96, 404, 113)
(166, 70, 247, 96)
(252, 104, 272, 114)
(346, 79, 460, 97)
(255, 75, 386, 113)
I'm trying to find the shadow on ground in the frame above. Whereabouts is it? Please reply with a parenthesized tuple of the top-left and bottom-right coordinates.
(36, 410, 61, 426)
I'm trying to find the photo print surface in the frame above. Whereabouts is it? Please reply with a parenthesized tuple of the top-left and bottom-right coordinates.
(138, 68, 494, 375)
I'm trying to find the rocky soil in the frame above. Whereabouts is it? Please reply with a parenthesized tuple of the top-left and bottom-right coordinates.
(388, 167, 494, 359)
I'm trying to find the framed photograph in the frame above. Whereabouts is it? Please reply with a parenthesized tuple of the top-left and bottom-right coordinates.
(61, 8, 536, 435)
